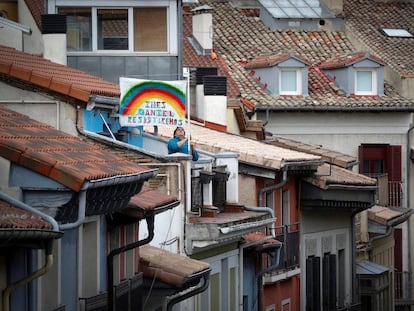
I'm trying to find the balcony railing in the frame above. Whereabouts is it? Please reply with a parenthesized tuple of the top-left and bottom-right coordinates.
(274, 222, 300, 271)
(370, 174, 404, 208)
(395, 271, 413, 303)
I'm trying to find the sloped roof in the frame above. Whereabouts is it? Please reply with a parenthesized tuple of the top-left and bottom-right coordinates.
(303, 164, 377, 189)
(319, 52, 385, 70)
(183, 7, 240, 100)
(245, 52, 311, 69)
(147, 122, 321, 170)
(0, 199, 52, 230)
(120, 187, 180, 219)
(24, 0, 43, 30)
(0, 45, 120, 103)
(0, 106, 156, 192)
(139, 244, 210, 288)
(184, 1, 414, 111)
(265, 135, 357, 168)
(345, 0, 414, 78)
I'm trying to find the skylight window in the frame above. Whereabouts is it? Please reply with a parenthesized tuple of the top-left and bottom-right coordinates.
(258, 0, 334, 19)
(380, 28, 413, 38)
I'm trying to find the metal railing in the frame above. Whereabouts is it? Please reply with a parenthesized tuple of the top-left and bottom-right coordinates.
(395, 271, 412, 301)
(273, 222, 300, 271)
(370, 174, 404, 208)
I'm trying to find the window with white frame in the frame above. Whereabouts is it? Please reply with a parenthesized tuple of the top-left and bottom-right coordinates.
(59, 6, 168, 52)
(355, 69, 377, 95)
(280, 69, 302, 95)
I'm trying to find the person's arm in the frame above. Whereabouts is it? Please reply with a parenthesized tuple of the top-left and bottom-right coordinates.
(168, 136, 188, 154)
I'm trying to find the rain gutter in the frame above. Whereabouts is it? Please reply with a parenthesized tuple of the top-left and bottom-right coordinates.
(60, 170, 157, 231)
(367, 209, 414, 261)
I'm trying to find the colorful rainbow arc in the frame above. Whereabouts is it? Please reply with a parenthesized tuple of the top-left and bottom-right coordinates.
(120, 81, 186, 118)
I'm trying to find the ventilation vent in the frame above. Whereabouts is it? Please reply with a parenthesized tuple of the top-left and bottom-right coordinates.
(42, 14, 67, 34)
(196, 67, 218, 85)
(204, 76, 227, 96)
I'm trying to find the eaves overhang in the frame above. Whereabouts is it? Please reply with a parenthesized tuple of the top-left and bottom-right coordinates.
(254, 105, 414, 112)
(300, 182, 376, 211)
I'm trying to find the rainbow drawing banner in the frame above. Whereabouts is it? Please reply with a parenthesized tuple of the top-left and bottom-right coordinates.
(119, 77, 187, 127)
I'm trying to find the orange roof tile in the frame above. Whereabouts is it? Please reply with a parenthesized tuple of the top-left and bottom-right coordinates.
(0, 106, 155, 192)
(0, 200, 52, 229)
(0, 45, 120, 103)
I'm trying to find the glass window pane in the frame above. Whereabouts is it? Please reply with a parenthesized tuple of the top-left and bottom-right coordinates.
(281, 70, 297, 92)
(97, 9, 128, 50)
(134, 8, 167, 52)
(357, 71, 372, 92)
(59, 8, 92, 51)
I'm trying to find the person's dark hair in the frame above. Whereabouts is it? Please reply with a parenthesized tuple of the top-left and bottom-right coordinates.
(173, 126, 185, 137)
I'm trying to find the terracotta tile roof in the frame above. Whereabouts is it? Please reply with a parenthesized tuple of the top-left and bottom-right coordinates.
(265, 135, 357, 168)
(184, 1, 414, 111)
(120, 187, 179, 219)
(146, 122, 321, 170)
(139, 244, 210, 288)
(367, 205, 405, 226)
(245, 52, 311, 69)
(0, 106, 155, 192)
(0, 199, 52, 229)
(24, 0, 43, 30)
(345, 0, 414, 78)
(318, 52, 385, 70)
(0, 45, 120, 103)
(304, 164, 377, 189)
(183, 8, 240, 100)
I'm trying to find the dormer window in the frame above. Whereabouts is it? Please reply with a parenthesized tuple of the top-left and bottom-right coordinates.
(355, 69, 377, 95)
(245, 52, 310, 97)
(280, 68, 302, 95)
(319, 52, 385, 96)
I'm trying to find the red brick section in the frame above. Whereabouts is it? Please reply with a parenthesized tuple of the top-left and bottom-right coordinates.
(0, 45, 120, 103)
(0, 107, 153, 192)
(0, 200, 52, 229)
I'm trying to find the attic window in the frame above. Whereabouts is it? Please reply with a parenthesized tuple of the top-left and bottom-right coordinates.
(280, 69, 302, 95)
(379, 28, 413, 38)
(355, 69, 377, 95)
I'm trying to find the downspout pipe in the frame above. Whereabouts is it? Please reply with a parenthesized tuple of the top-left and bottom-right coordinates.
(107, 213, 155, 311)
(256, 245, 282, 311)
(2, 240, 54, 311)
(164, 269, 211, 311)
(367, 209, 414, 260)
(258, 168, 288, 207)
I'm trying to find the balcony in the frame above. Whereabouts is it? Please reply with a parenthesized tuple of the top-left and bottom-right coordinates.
(263, 223, 300, 284)
(373, 174, 404, 208)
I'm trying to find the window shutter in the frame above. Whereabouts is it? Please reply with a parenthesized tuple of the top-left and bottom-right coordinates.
(358, 145, 365, 174)
(306, 256, 321, 311)
(387, 145, 402, 181)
